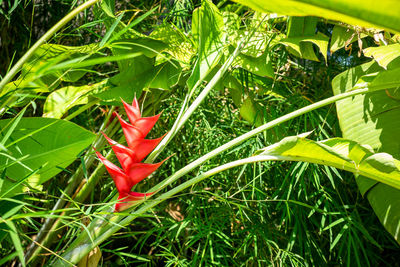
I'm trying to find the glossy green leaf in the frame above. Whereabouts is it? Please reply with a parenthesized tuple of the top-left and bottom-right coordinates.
(95, 55, 155, 103)
(330, 25, 366, 53)
(111, 38, 167, 59)
(233, 0, 400, 34)
(234, 53, 274, 78)
(187, 0, 225, 90)
(333, 61, 400, 243)
(1, 43, 99, 99)
(3, 220, 25, 266)
(284, 16, 323, 61)
(240, 97, 264, 127)
(280, 32, 329, 62)
(257, 134, 400, 190)
(231, 29, 275, 77)
(150, 24, 195, 64)
(110, 38, 167, 73)
(363, 44, 400, 69)
(22, 43, 97, 83)
(223, 74, 243, 107)
(149, 60, 182, 90)
(287, 16, 318, 37)
(0, 118, 96, 197)
(43, 80, 109, 118)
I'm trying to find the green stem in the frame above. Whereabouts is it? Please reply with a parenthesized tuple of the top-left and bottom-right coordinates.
(64, 98, 100, 121)
(56, 87, 371, 265)
(0, 0, 100, 93)
(145, 42, 243, 163)
(23, 107, 117, 264)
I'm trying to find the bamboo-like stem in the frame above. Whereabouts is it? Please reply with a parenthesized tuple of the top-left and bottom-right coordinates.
(23, 108, 117, 264)
(145, 43, 242, 163)
(0, 0, 100, 93)
(55, 87, 371, 265)
(146, 16, 266, 163)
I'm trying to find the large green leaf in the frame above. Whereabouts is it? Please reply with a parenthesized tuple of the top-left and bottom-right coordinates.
(0, 118, 96, 197)
(150, 24, 195, 65)
(332, 61, 400, 243)
(234, 52, 274, 78)
(148, 60, 182, 90)
(233, 0, 400, 34)
(43, 80, 110, 118)
(110, 38, 167, 73)
(1, 43, 99, 99)
(21, 43, 98, 83)
(240, 97, 264, 127)
(232, 29, 275, 77)
(94, 55, 155, 103)
(363, 44, 400, 69)
(256, 134, 400, 190)
(330, 25, 367, 54)
(281, 16, 328, 61)
(187, 0, 225, 90)
(280, 32, 329, 62)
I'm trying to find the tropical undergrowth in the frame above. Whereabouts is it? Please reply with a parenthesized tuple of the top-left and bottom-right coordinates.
(1, 0, 400, 266)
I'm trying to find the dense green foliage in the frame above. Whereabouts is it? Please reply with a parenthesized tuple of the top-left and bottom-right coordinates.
(1, 0, 400, 266)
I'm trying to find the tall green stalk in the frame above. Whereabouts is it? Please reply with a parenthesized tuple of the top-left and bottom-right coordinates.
(55, 87, 371, 265)
(0, 0, 100, 93)
(145, 43, 242, 163)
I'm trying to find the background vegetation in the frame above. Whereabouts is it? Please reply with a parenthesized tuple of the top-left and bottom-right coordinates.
(1, 0, 400, 266)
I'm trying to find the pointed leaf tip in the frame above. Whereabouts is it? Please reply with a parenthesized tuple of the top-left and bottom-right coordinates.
(101, 132, 140, 170)
(125, 161, 163, 187)
(133, 135, 165, 162)
(132, 97, 140, 110)
(134, 114, 161, 137)
(122, 99, 141, 124)
(94, 150, 132, 194)
(116, 113, 146, 146)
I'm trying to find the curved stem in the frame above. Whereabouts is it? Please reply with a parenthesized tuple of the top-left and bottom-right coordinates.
(23, 108, 117, 264)
(0, 0, 100, 93)
(145, 42, 243, 163)
(57, 87, 370, 265)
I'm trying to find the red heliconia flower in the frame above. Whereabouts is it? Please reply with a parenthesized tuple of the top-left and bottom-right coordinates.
(95, 98, 166, 212)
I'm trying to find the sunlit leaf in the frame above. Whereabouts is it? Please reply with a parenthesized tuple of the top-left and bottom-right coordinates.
(0, 118, 96, 197)
(233, 0, 400, 34)
(240, 97, 264, 126)
(149, 60, 182, 90)
(43, 80, 110, 118)
(280, 32, 329, 62)
(150, 24, 195, 64)
(187, 0, 225, 90)
(363, 44, 400, 69)
(333, 60, 400, 243)
(330, 25, 366, 53)
(257, 134, 400, 190)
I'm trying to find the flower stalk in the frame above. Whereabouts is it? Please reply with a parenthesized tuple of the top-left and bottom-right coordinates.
(55, 87, 371, 265)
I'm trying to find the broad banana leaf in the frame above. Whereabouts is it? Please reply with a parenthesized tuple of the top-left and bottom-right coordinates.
(234, 0, 400, 244)
(233, 0, 400, 34)
(332, 60, 400, 243)
(255, 134, 400, 191)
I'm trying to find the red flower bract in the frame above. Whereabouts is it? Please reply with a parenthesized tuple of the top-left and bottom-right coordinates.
(95, 98, 166, 212)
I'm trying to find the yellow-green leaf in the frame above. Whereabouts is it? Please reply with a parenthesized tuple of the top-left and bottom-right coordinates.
(233, 0, 400, 34)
